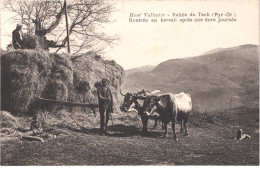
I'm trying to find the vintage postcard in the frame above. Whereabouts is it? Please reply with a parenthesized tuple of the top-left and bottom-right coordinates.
(0, 0, 259, 166)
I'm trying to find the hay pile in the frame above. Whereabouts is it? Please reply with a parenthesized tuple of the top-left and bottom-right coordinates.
(1, 50, 51, 114)
(42, 53, 73, 102)
(22, 34, 52, 50)
(1, 50, 73, 114)
(0, 111, 21, 128)
(1, 50, 124, 115)
(22, 34, 39, 49)
(70, 52, 124, 113)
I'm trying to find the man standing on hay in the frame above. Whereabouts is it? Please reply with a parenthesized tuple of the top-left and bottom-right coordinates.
(12, 24, 23, 49)
(96, 79, 113, 135)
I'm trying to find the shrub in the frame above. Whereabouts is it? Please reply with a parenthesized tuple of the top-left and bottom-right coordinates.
(190, 110, 233, 127)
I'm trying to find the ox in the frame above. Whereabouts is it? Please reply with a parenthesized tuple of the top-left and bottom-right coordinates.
(120, 89, 163, 132)
(143, 92, 192, 140)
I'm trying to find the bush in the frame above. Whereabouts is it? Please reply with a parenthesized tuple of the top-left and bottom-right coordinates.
(190, 110, 233, 127)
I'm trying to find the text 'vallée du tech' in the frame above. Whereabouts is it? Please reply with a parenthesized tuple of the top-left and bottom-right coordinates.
(128, 12, 237, 23)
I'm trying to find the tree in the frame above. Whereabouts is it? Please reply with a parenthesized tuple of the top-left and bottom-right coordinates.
(3, 0, 118, 54)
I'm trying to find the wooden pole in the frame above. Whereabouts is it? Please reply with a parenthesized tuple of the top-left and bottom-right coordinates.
(36, 97, 98, 108)
(64, 0, 70, 53)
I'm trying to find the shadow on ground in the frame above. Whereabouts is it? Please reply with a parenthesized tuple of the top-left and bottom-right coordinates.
(55, 123, 162, 138)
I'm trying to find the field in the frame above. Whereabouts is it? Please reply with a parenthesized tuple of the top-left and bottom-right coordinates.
(1, 44, 258, 165)
(1, 107, 259, 165)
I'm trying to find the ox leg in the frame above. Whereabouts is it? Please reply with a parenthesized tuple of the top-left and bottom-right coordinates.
(141, 116, 148, 133)
(184, 118, 189, 136)
(161, 121, 164, 130)
(180, 120, 183, 133)
(172, 119, 177, 140)
(178, 111, 183, 133)
(152, 118, 158, 130)
(163, 122, 168, 137)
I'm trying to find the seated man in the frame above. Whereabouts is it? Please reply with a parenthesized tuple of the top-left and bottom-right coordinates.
(30, 114, 43, 135)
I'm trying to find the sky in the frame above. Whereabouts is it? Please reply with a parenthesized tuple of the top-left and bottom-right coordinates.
(1, 0, 259, 69)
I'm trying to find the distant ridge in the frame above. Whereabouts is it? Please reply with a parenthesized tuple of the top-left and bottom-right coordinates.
(202, 44, 258, 56)
(125, 65, 156, 75)
(203, 48, 225, 55)
(123, 44, 259, 112)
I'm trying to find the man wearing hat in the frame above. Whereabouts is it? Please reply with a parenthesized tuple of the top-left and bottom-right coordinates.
(97, 78, 113, 135)
(12, 24, 23, 49)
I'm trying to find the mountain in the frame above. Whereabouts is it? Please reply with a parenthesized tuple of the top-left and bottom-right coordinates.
(203, 48, 225, 55)
(122, 44, 259, 112)
(125, 65, 156, 75)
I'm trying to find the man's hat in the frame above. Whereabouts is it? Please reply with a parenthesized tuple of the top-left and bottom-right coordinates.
(94, 81, 102, 88)
(16, 24, 22, 28)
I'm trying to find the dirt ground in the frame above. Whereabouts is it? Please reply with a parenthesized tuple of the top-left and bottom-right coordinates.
(1, 109, 259, 165)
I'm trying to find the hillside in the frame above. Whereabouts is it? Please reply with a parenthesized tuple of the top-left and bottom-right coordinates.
(125, 65, 156, 75)
(202, 48, 225, 55)
(122, 44, 259, 112)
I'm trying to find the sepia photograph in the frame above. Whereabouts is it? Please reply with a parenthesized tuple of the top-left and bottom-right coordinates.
(0, 0, 259, 166)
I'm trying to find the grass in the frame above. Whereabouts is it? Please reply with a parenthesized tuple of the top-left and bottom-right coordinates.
(1, 108, 259, 165)
(1, 45, 258, 165)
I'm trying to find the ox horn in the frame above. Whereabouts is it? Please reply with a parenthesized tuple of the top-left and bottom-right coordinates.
(120, 89, 126, 96)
